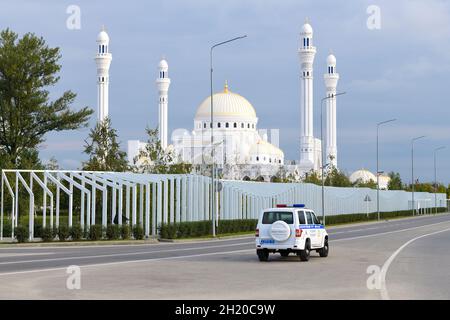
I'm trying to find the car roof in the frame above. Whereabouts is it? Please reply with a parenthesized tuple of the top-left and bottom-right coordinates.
(263, 207, 312, 212)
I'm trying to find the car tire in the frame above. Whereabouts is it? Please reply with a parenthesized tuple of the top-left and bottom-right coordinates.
(299, 240, 311, 261)
(279, 250, 289, 257)
(319, 239, 329, 257)
(257, 249, 269, 262)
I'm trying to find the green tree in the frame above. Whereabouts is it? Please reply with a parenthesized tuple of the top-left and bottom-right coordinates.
(325, 167, 352, 187)
(303, 170, 321, 186)
(352, 178, 377, 189)
(0, 29, 93, 169)
(82, 117, 129, 172)
(387, 172, 404, 190)
(134, 127, 192, 174)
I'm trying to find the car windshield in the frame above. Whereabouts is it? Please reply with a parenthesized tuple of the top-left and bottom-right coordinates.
(262, 211, 293, 224)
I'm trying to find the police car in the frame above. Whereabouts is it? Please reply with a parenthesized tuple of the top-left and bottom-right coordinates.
(255, 204, 329, 262)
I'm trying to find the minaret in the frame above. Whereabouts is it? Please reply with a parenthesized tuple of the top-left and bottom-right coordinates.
(298, 19, 317, 169)
(156, 58, 171, 149)
(95, 27, 112, 122)
(324, 53, 339, 168)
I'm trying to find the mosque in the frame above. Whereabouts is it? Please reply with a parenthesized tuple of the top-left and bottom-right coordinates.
(95, 21, 361, 182)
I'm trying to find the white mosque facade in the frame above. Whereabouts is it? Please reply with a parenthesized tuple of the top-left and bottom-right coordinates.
(95, 21, 345, 181)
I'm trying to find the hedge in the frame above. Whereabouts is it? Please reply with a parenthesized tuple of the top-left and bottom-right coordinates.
(159, 219, 258, 239)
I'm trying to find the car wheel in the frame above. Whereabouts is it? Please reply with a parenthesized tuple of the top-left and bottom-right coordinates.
(279, 250, 289, 257)
(257, 249, 269, 262)
(319, 239, 329, 257)
(299, 240, 311, 261)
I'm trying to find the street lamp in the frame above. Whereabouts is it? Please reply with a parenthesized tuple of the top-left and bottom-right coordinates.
(320, 91, 346, 226)
(411, 135, 425, 216)
(376, 118, 396, 221)
(210, 35, 247, 237)
(434, 146, 445, 214)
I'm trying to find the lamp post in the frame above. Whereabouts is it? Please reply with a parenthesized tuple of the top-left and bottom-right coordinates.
(320, 91, 346, 226)
(411, 135, 425, 216)
(434, 146, 445, 214)
(376, 119, 396, 221)
(210, 35, 247, 237)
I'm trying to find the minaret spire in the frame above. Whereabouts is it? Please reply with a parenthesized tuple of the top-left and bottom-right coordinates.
(156, 58, 171, 149)
(324, 52, 339, 168)
(95, 26, 112, 122)
(298, 19, 317, 170)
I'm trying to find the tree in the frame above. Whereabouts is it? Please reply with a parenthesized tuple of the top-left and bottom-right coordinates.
(45, 156, 60, 170)
(0, 29, 93, 169)
(134, 127, 192, 174)
(352, 178, 377, 189)
(303, 170, 321, 185)
(82, 117, 129, 172)
(387, 172, 403, 190)
(325, 167, 352, 187)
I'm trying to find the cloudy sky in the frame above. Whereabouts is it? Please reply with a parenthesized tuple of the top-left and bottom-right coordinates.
(1, 0, 450, 184)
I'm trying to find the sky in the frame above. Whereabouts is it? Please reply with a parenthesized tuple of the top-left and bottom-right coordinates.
(1, 0, 450, 184)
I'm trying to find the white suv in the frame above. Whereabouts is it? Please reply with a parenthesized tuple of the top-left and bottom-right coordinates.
(255, 204, 329, 262)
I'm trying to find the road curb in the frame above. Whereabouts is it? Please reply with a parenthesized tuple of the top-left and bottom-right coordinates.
(0, 238, 159, 248)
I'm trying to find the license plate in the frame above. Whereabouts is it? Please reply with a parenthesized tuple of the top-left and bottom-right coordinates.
(260, 239, 275, 244)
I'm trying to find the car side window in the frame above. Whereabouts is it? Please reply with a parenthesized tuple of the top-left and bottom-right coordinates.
(305, 211, 313, 225)
(311, 212, 320, 225)
(297, 211, 306, 224)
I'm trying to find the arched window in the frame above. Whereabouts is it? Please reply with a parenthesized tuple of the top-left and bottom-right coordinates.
(256, 156, 259, 161)
(210, 123, 212, 128)
(204, 123, 206, 129)
(218, 123, 221, 128)
(226, 122, 229, 128)
(247, 123, 250, 128)
(241, 123, 244, 128)
(233, 123, 237, 128)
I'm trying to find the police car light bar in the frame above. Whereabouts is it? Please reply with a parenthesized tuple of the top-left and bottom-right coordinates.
(276, 204, 305, 208)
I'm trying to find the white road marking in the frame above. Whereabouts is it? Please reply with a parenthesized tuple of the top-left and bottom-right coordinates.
(333, 220, 450, 242)
(0, 236, 254, 250)
(0, 241, 254, 266)
(379, 226, 450, 300)
(0, 249, 254, 276)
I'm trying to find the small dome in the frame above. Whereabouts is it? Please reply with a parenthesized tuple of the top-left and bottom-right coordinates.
(378, 175, 391, 190)
(301, 22, 313, 35)
(195, 82, 257, 120)
(159, 59, 168, 69)
(97, 29, 109, 43)
(349, 169, 376, 184)
(327, 54, 336, 66)
(249, 139, 284, 158)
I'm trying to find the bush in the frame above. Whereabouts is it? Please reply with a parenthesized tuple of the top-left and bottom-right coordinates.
(41, 226, 54, 242)
(58, 225, 70, 241)
(69, 224, 83, 241)
(34, 223, 43, 238)
(120, 224, 131, 240)
(106, 224, 121, 240)
(158, 219, 258, 239)
(15, 225, 29, 243)
(132, 224, 144, 240)
(88, 225, 104, 241)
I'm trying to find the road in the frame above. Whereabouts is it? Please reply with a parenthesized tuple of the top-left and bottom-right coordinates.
(1, 213, 450, 299)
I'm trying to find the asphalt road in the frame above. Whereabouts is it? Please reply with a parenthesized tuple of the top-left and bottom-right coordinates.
(1, 213, 450, 299)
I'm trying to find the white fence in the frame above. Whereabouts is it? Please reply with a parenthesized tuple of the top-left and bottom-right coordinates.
(0, 170, 446, 240)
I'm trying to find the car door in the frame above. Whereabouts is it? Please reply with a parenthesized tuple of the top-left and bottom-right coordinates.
(305, 211, 320, 247)
(310, 212, 323, 247)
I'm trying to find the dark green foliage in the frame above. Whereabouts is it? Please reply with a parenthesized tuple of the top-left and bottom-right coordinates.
(88, 225, 104, 241)
(120, 224, 131, 240)
(34, 223, 43, 238)
(106, 224, 121, 240)
(132, 225, 144, 240)
(0, 29, 93, 170)
(57, 225, 70, 241)
(15, 225, 29, 243)
(159, 219, 257, 239)
(325, 167, 352, 187)
(82, 117, 129, 172)
(41, 226, 54, 242)
(69, 224, 83, 241)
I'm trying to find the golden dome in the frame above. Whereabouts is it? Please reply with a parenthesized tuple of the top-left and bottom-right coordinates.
(195, 82, 257, 120)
